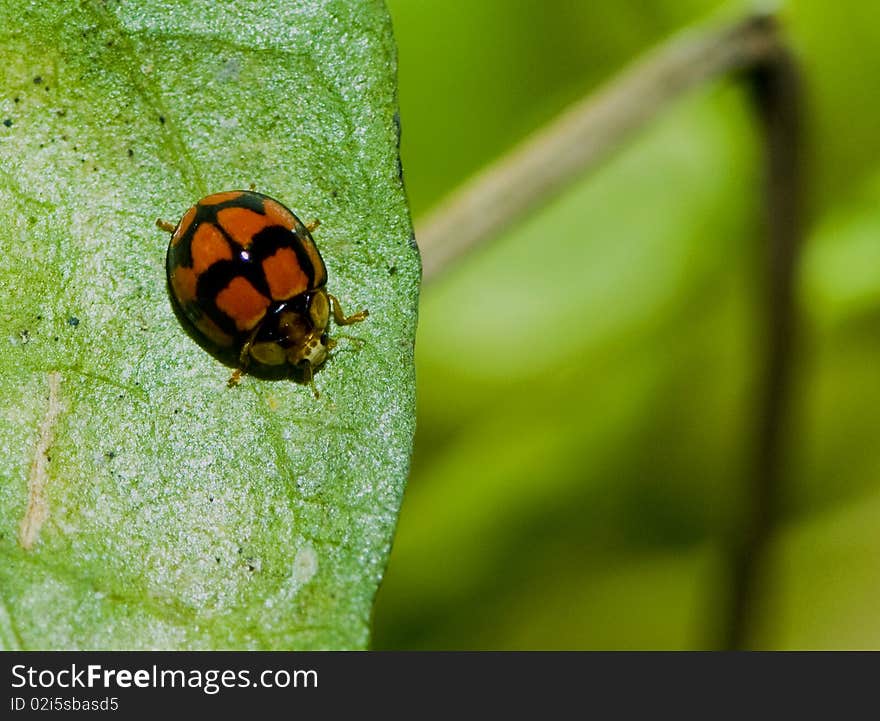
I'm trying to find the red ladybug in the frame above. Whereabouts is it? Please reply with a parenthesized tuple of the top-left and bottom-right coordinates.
(161, 190, 367, 396)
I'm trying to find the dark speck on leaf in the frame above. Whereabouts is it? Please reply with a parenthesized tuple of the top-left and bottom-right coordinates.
(127, 148, 133, 157)
(105, 450, 116, 459)
(158, 115, 165, 124)
(53, 336, 59, 341)
(2, 118, 12, 127)
(67, 316, 79, 327)
(388, 265, 397, 276)
(33, 75, 42, 84)
(13, 97, 19, 103)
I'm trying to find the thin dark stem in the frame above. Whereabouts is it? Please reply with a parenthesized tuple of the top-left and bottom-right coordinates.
(721, 42, 805, 650)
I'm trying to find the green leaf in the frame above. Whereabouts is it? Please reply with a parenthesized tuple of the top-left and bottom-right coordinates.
(0, 0, 418, 649)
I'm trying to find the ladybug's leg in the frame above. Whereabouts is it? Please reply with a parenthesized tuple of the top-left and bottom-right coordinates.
(298, 360, 320, 400)
(305, 219, 321, 233)
(328, 294, 369, 326)
(155, 219, 177, 233)
(227, 327, 260, 388)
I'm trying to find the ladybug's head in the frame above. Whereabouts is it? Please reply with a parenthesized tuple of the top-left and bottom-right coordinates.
(248, 290, 333, 370)
(244, 287, 364, 397)
(295, 329, 335, 369)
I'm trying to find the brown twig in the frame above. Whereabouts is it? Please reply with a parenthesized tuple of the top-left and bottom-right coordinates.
(416, 13, 781, 281)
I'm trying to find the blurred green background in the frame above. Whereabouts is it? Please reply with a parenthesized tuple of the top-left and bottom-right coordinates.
(371, 0, 880, 649)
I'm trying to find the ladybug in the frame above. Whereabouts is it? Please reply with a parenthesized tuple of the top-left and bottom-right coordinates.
(159, 190, 368, 396)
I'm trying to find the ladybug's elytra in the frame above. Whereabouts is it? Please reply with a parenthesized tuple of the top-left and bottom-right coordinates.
(160, 190, 368, 396)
